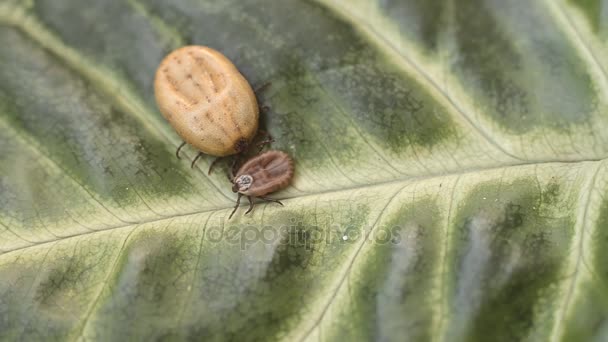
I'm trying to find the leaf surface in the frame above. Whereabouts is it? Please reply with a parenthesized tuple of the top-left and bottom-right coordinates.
(1, 0, 608, 340)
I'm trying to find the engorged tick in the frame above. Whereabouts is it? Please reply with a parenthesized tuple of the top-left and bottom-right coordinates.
(154, 45, 272, 173)
(229, 150, 294, 219)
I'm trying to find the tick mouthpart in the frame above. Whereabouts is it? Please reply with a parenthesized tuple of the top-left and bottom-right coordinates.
(234, 138, 249, 154)
(234, 174, 253, 193)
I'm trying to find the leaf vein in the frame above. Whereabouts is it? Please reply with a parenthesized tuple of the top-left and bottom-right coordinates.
(298, 181, 409, 341)
(73, 224, 141, 341)
(549, 160, 604, 342)
(313, 0, 525, 161)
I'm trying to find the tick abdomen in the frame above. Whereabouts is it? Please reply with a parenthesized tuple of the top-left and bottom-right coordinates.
(154, 46, 259, 156)
(236, 150, 294, 197)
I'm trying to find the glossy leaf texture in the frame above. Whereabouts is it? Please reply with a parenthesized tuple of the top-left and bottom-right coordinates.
(1, 0, 608, 340)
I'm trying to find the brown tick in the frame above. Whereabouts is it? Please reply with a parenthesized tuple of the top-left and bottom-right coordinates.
(229, 150, 294, 219)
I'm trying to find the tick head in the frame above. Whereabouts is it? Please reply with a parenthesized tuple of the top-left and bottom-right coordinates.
(234, 138, 249, 154)
(233, 174, 253, 193)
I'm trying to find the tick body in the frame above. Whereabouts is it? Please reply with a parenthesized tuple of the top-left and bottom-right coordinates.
(154, 45, 259, 160)
(230, 150, 294, 219)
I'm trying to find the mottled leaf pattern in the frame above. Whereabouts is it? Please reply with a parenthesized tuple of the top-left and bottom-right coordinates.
(1, 0, 608, 341)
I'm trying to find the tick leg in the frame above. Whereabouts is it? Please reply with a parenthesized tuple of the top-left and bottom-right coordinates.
(257, 129, 270, 139)
(176, 141, 187, 159)
(254, 82, 271, 95)
(191, 152, 204, 169)
(257, 196, 283, 206)
(229, 193, 243, 220)
(207, 156, 223, 175)
(245, 196, 254, 215)
(230, 156, 241, 180)
(256, 131, 274, 153)
(254, 83, 272, 114)
(227, 168, 233, 182)
(257, 137, 274, 149)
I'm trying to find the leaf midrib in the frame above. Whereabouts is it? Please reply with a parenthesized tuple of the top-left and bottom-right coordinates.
(0, 157, 603, 258)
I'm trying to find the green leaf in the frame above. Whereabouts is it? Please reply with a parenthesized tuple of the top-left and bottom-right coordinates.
(1, 0, 608, 340)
